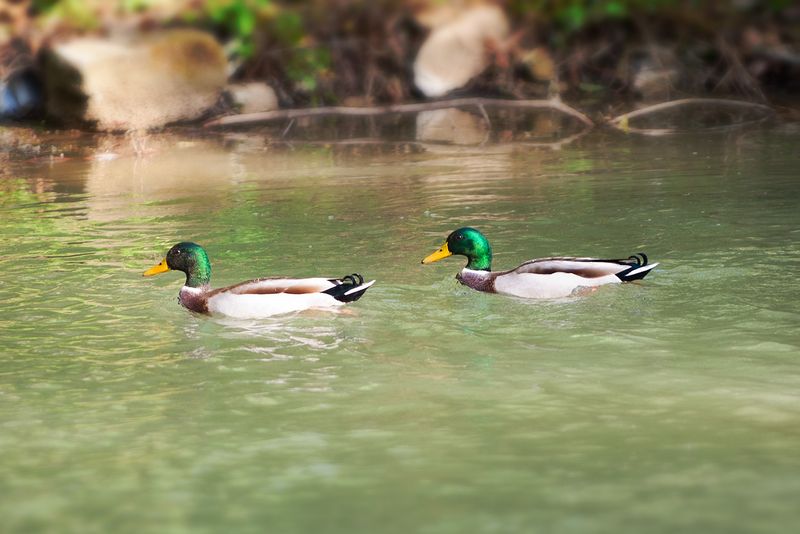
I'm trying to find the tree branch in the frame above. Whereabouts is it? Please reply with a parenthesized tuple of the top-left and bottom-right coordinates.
(608, 98, 774, 135)
(204, 97, 594, 128)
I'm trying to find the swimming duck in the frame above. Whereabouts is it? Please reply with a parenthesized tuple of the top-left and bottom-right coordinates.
(144, 242, 374, 318)
(421, 227, 657, 298)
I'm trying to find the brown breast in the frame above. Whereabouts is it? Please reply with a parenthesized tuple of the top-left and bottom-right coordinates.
(456, 270, 497, 293)
(178, 287, 210, 314)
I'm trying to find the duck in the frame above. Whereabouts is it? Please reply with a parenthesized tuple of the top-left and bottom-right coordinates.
(421, 227, 657, 299)
(143, 242, 375, 318)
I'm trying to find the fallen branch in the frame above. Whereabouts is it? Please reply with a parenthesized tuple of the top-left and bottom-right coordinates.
(608, 98, 774, 135)
(204, 97, 594, 128)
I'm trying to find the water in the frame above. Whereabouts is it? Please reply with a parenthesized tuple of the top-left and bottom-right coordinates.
(1, 118, 799, 533)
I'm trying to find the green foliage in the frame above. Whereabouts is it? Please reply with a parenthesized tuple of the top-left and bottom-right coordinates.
(273, 10, 304, 44)
(265, 8, 330, 92)
(271, 10, 331, 93)
(508, 1, 711, 33)
(197, 1, 330, 91)
(512, 0, 647, 31)
(32, 0, 101, 30)
(202, 0, 274, 58)
(286, 48, 330, 93)
(121, 0, 155, 11)
(30, 0, 59, 12)
(513, 0, 793, 35)
(766, 0, 794, 9)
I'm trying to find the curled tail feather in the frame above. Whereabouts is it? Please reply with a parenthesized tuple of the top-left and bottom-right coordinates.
(615, 253, 658, 282)
(323, 273, 375, 303)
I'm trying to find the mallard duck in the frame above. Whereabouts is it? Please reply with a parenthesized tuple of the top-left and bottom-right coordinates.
(144, 242, 374, 318)
(421, 227, 657, 298)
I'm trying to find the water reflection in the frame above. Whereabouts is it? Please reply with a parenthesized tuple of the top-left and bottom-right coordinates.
(416, 108, 489, 145)
(2, 107, 595, 225)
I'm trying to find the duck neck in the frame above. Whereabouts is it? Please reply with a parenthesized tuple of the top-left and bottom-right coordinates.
(463, 241, 492, 271)
(184, 254, 211, 288)
(466, 249, 492, 271)
(185, 272, 210, 288)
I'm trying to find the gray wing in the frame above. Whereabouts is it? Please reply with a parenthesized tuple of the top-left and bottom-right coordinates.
(510, 255, 646, 278)
(209, 277, 336, 296)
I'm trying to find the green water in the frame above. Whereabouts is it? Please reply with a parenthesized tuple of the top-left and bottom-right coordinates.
(1, 123, 799, 533)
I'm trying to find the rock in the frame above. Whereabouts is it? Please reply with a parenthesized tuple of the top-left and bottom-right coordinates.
(225, 82, 279, 114)
(413, 4, 510, 98)
(42, 29, 227, 130)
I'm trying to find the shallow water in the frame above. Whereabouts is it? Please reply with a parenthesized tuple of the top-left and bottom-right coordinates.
(1, 118, 799, 533)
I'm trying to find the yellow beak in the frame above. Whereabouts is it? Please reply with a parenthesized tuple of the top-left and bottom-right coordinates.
(422, 242, 452, 264)
(143, 259, 170, 276)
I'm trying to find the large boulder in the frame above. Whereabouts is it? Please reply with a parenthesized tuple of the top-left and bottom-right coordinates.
(413, 4, 510, 98)
(42, 29, 227, 130)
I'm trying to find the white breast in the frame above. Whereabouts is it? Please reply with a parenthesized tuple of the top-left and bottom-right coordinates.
(207, 291, 343, 319)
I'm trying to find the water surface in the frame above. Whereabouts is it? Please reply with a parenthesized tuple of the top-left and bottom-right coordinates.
(1, 119, 799, 533)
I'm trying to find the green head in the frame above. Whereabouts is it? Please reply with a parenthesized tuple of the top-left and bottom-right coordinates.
(421, 227, 492, 271)
(143, 242, 212, 288)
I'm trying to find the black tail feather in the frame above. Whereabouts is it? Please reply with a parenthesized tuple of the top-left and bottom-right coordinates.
(615, 253, 656, 281)
(323, 273, 371, 303)
(627, 253, 648, 266)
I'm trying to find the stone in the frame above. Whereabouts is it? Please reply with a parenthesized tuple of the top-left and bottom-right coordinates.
(225, 82, 279, 114)
(42, 29, 227, 130)
(413, 4, 510, 97)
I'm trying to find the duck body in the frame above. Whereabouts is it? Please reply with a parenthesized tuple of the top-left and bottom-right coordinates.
(145, 242, 374, 319)
(423, 228, 657, 299)
(178, 276, 373, 318)
(457, 255, 655, 298)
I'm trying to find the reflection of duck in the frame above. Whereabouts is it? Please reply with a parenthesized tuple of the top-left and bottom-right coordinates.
(422, 227, 657, 299)
(144, 242, 374, 318)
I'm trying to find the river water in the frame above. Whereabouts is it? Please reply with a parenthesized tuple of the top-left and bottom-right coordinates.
(1, 115, 799, 533)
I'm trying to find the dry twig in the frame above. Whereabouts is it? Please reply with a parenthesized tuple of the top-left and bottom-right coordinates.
(204, 97, 594, 128)
(608, 98, 774, 135)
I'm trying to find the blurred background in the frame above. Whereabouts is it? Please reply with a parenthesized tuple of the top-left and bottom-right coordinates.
(2, 3, 800, 534)
(1, 0, 798, 128)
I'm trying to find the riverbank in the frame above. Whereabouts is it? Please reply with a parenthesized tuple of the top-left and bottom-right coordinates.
(1, 1, 798, 132)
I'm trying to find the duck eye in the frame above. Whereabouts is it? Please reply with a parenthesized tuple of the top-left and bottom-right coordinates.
(456, 234, 464, 241)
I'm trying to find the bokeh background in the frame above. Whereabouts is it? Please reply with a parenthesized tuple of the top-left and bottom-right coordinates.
(1, 0, 798, 126)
